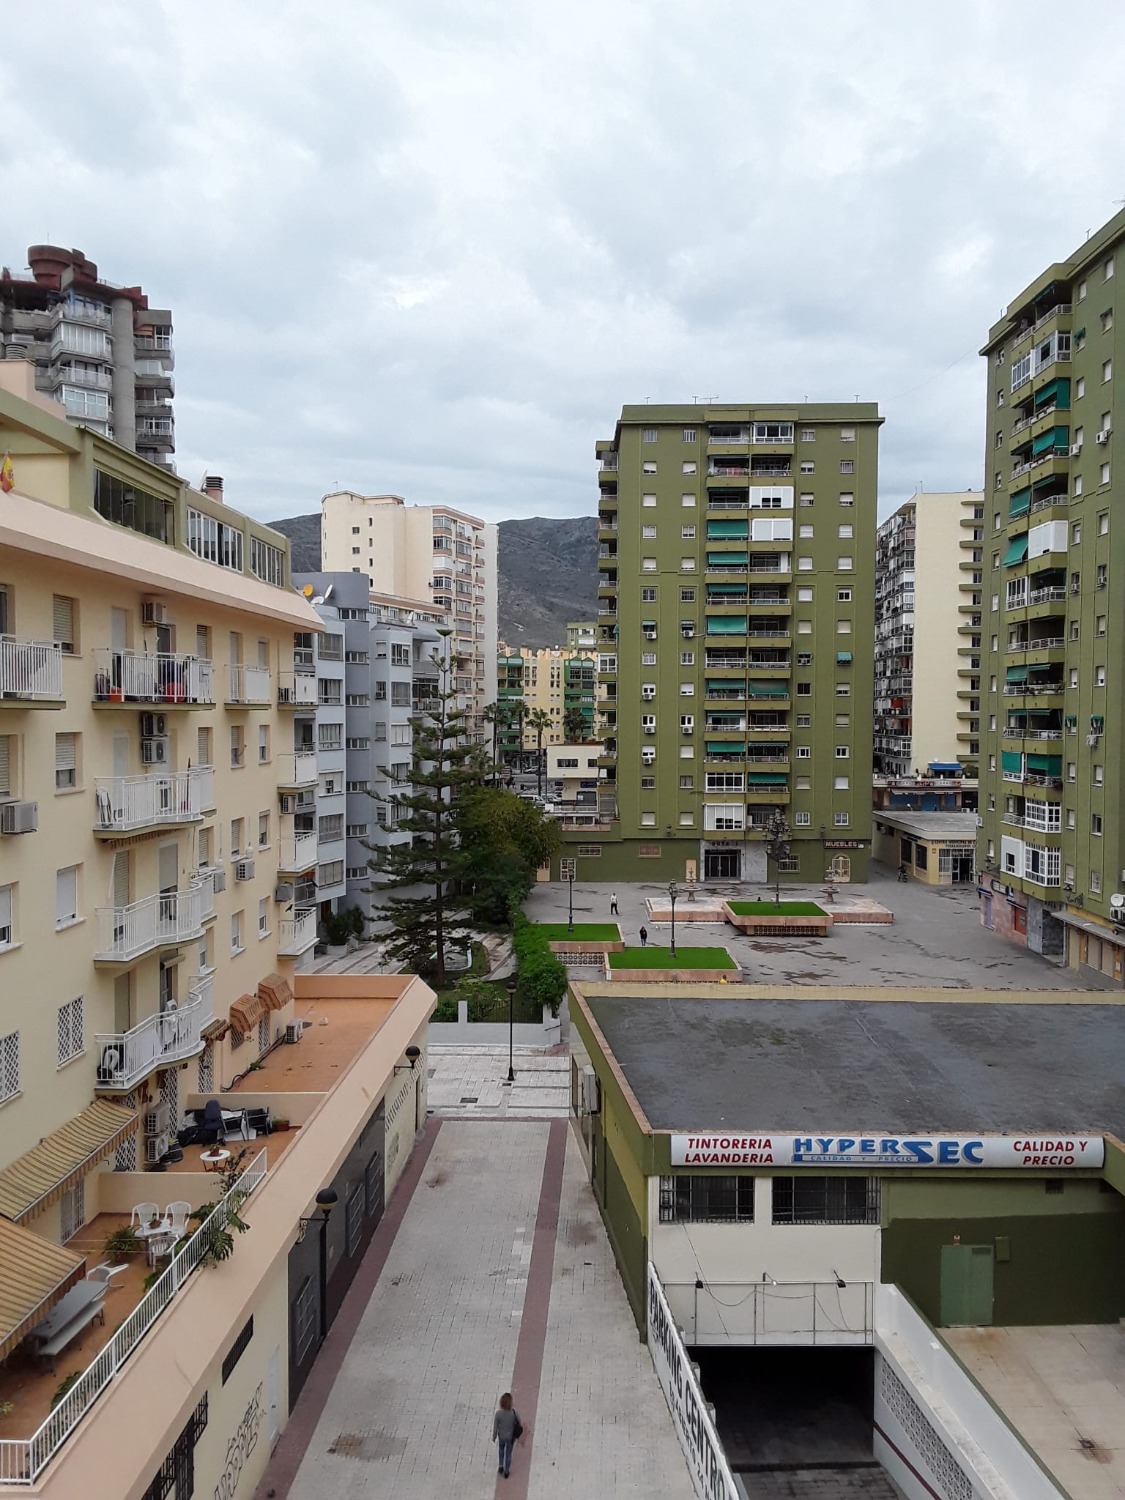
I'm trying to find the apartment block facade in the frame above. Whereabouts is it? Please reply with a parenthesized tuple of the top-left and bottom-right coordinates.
(0, 244, 175, 465)
(874, 491, 984, 777)
(588, 403, 881, 884)
(977, 208, 1125, 978)
(320, 491, 497, 742)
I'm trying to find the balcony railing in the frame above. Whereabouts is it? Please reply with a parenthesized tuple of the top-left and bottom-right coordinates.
(276, 751, 317, 786)
(278, 906, 317, 956)
(94, 978, 214, 1091)
(93, 649, 213, 706)
(1002, 728, 1061, 740)
(1, 636, 64, 701)
(227, 663, 271, 705)
(94, 768, 213, 833)
(0, 1148, 266, 1487)
(279, 831, 318, 871)
(94, 884, 206, 962)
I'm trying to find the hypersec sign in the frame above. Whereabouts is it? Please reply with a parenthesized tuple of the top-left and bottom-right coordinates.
(669, 1134, 1105, 1169)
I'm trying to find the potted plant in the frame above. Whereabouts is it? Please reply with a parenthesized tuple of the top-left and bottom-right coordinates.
(103, 1225, 144, 1264)
(324, 909, 351, 957)
(272, 1117, 290, 1132)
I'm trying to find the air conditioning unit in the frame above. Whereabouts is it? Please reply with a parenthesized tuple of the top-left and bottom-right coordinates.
(285, 1020, 305, 1044)
(581, 1066, 601, 1115)
(211, 866, 227, 893)
(141, 600, 168, 625)
(140, 712, 167, 738)
(1096, 430, 1110, 445)
(1070, 443, 1082, 456)
(143, 1101, 170, 1136)
(234, 858, 256, 882)
(0, 800, 38, 835)
(144, 1131, 170, 1166)
(643, 627, 657, 641)
(279, 793, 297, 814)
(274, 882, 294, 902)
(641, 688, 655, 701)
(1086, 733, 1100, 746)
(141, 737, 169, 764)
(681, 722, 694, 734)
(1070, 581, 1081, 594)
(681, 625, 695, 637)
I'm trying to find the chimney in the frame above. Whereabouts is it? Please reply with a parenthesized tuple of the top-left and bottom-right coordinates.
(202, 475, 224, 502)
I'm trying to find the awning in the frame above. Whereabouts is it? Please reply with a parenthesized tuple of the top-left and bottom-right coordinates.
(706, 741, 744, 754)
(706, 616, 748, 633)
(1005, 665, 1028, 682)
(747, 772, 788, 784)
(1001, 751, 1023, 773)
(1004, 535, 1029, 566)
(258, 973, 293, 1012)
(706, 551, 747, 565)
(229, 992, 269, 1036)
(0, 1099, 137, 1224)
(1035, 376, 1070, 410)
(836, 651, 853, 664)
(747, 683, 787, 697)
(0, 1219, 86, 1361)
(1027, 754, 1061, 774)
(1008, 488, 1031, 518)
(200, 1017, 231, 1043)
(1032, 426, 1067, 456)
(706, 521, 749, 539)
(929, 763, 963, 772)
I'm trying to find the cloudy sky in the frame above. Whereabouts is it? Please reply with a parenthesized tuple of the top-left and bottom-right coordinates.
(4, 0, 1124, 524)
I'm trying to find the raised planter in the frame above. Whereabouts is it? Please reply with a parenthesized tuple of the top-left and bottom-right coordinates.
(605, 946, 738, 983)
(721, 900, 833, 937)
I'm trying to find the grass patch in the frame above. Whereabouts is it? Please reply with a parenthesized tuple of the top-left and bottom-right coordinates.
(609, 946, 736, 969)
(534, 922, 620, 941)
(727, 900, 826, 917)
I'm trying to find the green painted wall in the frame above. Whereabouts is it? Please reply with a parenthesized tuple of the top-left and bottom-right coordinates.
(553, 833, 869, 883)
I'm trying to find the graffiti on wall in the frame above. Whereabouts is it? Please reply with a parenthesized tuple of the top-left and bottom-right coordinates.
(213, 1383, 263, 1500)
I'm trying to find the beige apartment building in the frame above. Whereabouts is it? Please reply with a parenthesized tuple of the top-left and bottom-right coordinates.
(320, 491, 498, 739)
(873, 491, 984, 778)
(497, 644, 570, 747)
(0, 374, 435, 1496)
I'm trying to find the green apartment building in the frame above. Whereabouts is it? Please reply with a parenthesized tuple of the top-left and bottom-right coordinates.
(977, 208, 1125, 981)
(584, 403, 881, 884)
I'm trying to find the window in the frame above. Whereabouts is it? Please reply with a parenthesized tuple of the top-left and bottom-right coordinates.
(230, 911, 243, 954)
(797, 587, 813, 602)
(1101, 462, 1111, 485)
(1091, 869, 1102, 895)
(52, 595, 76, 653)
(800, 428, 815, 442)
(833, 811, 850, 826)
(798, 524, 814, 538)
(1103, 360, 1113, 383)
(679, 682, 695, 696)
(1105, 255, 1115, 280)
(640, 775, 655, 790)
(0, 1030, 19, 1102)
(1076, 375, 1085, 400)
(794, 811, 811, 826)
(1072, 522, 1082, 546)
(795, 775, 811, 790)
(834, 744, 850, 758)
(796, 682, 812, 697)
(681, 557, 696, 571)
(839, 460, 855, 474)
(682, 429, 696, 442)
(642, 558, 657, 572)
(641, 587, 657, 602)
(681, 525, 696, 539)
(249, 536, 285, 587)
(773, 1175, 878, 1224)
(795, 746, 811, 759)
(834, 774, 849, 789)
(55, 732, 78, 790)
(258, 897, 269, 937)
(56, 996, 84, 1068)
(56, 866, 79, 928)
(293, 1276, 318, 1363)
(1093, 763, 1105, 786)
(680, 651, 695, 666)
(318, 632, 343, 660)
(641, 652, 656, 666)
(799, 492, 814, 507)
(837, 556, 853, 571)
(838, 524, 853, 539)
(642, 462, 657, 475)
(1102, 308, 1115, 332)
(187, 509, 243, 571)
(659, 1175, 754, 1223)
(642, 428, 658, 442)
(798, 556, 813, 571)
(640, 812, 656, 827)
(1096, 665, 1106, 687)
(641, 524, 657, 539)
(800, 461, 815, 474)
(795, 714, 811, 728)
(681, 493, 696, 507)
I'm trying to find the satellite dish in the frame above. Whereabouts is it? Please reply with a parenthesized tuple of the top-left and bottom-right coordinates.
(311, 596, 325, 607)
(323, 584, 334, 600)
(302, 584, 314, 598)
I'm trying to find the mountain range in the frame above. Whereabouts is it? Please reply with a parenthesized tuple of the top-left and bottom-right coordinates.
(267, 513, 598, 650)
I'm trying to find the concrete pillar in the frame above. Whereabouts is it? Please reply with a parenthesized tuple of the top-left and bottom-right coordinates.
(110, 296, 136, 450)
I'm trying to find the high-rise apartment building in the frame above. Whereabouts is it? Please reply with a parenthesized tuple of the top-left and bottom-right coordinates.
(977, 208, 1125, 978)
(874, 491, 984, 777)
(320, 492, 497, 741)
(588, 403, 881, 884)
(0, 244, 175, 465)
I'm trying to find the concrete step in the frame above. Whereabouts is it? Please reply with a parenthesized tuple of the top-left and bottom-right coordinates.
(742, 1466, 903, 1499)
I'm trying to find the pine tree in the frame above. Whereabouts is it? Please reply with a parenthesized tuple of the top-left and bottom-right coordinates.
(364, 638, 483, 986)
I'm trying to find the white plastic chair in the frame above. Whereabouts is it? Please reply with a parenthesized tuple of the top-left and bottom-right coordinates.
(87, 1263, 128, 1287)
(129, 1202, 160, 1231)
(164, 1201, 191, 1237)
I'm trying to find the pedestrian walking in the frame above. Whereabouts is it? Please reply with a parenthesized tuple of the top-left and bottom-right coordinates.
(491, 1391, 523, 1478)
(639, 924, 648, 947)
(610, 892, 618, 915)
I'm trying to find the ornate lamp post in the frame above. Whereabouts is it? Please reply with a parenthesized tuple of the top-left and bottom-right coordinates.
(668, 880, 679, 958)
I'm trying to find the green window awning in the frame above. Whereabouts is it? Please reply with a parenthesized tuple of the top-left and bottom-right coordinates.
(1032, 426, 1068, 456)
(746, 682, 787, 698)
(705, 678, 743, 690)
(706, 616, 748, 634)
(1008, 488, 1031, 518)
(1035, 377, 1070, 411)
(706, 741, 744, 754)
(747, 772, 788, 784)
(706, 550, 747, 565)
(1004, 534, 1029, 566)
(836, 651, 853, 663)
(1001, 751, 1023, 773)
(708, 583, 747, 595)
(1064, 714, 1077, 728)
(1005, 665, 1028, 682)
(707, 520, 749, 539)
(1027, 754, 1061, 774)
(1091, 715, 1104, 732)
(1027, 661, 1055, 674)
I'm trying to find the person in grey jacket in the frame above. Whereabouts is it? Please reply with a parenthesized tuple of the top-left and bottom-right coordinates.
(491, 1391, 522, 1478)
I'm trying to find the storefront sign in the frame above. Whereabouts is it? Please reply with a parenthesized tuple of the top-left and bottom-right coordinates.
(823, 839, 866, 849)
(670, 1134, 1104, 1169)
(647, 1264, 738, 1500)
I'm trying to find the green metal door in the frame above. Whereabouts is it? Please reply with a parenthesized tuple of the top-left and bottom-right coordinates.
(940, 1244, 994, 1326)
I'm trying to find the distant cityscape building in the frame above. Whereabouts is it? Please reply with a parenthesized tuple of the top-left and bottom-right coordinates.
(0, 244, 175, 465)
(873, 491, 984, 778)
(566, 620, 597, 651)
(320, 492, 497, 742)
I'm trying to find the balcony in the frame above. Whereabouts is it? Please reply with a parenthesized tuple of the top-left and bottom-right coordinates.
(278, 906, 317, 957)
(0, 636, 64, 706)
(227, 663, 271, 706)
(278, 831, 318, 873)
(94, 977, 214, 1092)
(94, 768, 213, 835)
(275, 751, 317, 788)
(94, 884, 207, 963)
(93, 649, 213, 707)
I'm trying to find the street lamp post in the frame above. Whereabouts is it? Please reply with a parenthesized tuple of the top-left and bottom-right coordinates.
(297, 1187, 339, 1341)
(668, 880, 678, 958)
(567, 867, 575, 933)
(505, 974, 517, 1084)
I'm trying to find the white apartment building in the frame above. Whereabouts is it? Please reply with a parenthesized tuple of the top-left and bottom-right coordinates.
(320, 492, 497, 741)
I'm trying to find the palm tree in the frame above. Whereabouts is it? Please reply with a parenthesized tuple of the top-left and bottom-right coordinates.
(564, 706, 587, 742)
(528, 708, 553, 798)
(481, 701, 507, 785)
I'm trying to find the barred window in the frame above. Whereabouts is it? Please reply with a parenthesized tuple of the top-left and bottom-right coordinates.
(345, 1182, 364, 1255)
(0, 1030, 19, 1103)
(771, 1175, 880, 1224)
(659, 1174, 754, 1223)
(293, 1277, 318, 1362)
(57, 996, 84, 1067)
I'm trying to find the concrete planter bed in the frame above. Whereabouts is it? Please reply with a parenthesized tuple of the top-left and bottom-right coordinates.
(536, 922, 624, 957)
(721, 899, 833, 937)
(605, 946, 738, 983)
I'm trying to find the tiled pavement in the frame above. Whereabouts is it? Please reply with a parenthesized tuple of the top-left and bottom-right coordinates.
(427, 1045, 571, 1119)
(257, 1119, 692, 1500)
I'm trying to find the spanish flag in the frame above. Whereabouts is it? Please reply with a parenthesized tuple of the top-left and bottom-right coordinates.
(0, 452, 13, 493)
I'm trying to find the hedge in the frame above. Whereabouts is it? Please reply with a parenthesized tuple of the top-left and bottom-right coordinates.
(512, 914, 568, 1015)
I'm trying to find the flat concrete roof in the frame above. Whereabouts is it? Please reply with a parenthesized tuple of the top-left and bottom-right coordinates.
(873, 811, 979, 840)
(581, 988, 1125, 1137)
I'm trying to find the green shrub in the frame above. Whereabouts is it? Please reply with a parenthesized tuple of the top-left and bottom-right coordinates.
(51, 1373, 82, 1410)
(103, 1225, 144, 1262)
(512, 914, 568, 1015)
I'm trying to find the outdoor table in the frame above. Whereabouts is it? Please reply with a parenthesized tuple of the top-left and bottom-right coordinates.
(200, 1148, 231, 1172)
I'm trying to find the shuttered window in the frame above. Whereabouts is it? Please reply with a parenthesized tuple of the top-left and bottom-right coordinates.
(52, 595, 76, 653)
(56, 866, 78, 927)
(55, 732, 77, 789)
(0, 886, 13, 947)
(113, 852, 130, 908)
(0, 735, 10, 797)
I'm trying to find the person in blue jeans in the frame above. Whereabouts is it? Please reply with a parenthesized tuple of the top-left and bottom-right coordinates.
(491, 1391, 522, 1478)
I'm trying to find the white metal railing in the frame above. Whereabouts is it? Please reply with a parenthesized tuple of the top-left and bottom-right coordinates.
(1034, 301, 1071, 330)
(94, 982, 214, 1090)
(135, 333, 174, 351)
(278, 832, 318, 871)
(276, 750, 317, 785)
(0, 636, 63, 699)
(55, 364, 112, 390)
(227, 663, 271, 704)
(0, 1149, 266, 1487)
(278, 907, 317, 956)
(93, 648, 213, 705)
(94, 884, 206, 962)
(277, 671, 317, 707)
(93, 768, 212, 832)
(1003, 728, 1061, 739)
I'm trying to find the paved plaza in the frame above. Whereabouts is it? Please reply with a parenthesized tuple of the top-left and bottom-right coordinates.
(427, 1045, 571, 1119)
(256, 1119, 692, 1500)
